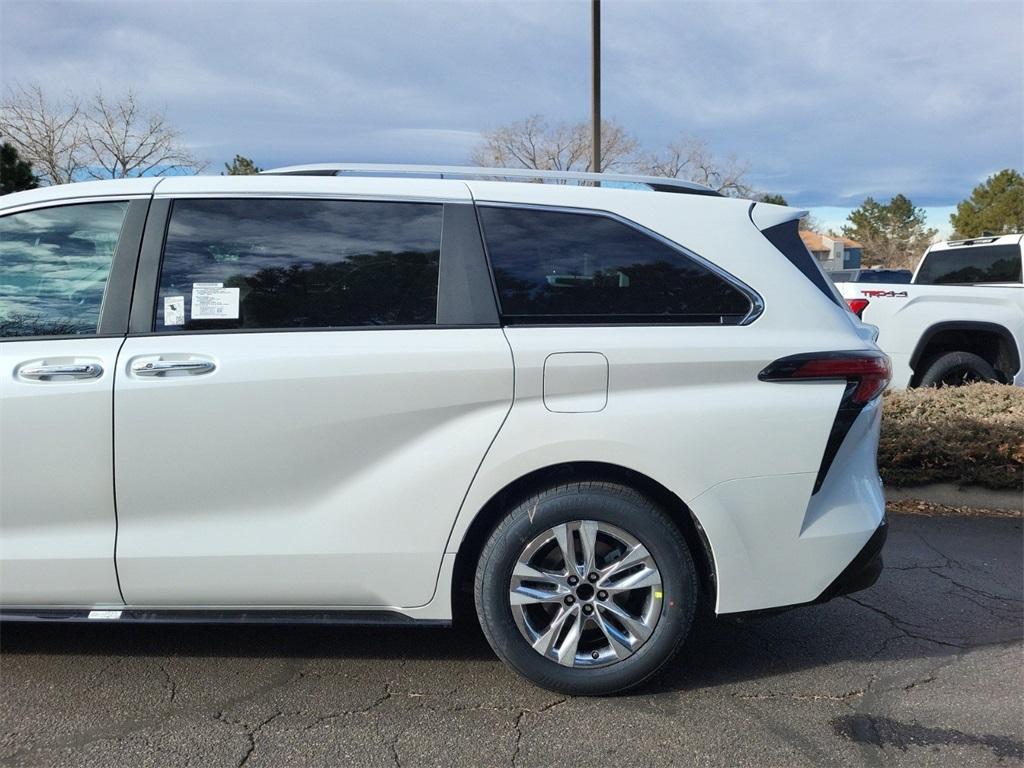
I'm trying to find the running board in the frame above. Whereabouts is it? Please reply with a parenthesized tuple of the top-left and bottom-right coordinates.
(0, 608, 450, 628)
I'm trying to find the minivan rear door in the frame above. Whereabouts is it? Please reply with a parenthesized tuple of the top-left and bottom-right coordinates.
(112, 177, 511, 609)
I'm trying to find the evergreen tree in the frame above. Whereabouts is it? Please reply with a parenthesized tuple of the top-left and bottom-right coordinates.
(1, 141, 39, 194)
(843, 194, 937, 269)
(223, 154, 262, 175)
(949, 169, 1024, 237)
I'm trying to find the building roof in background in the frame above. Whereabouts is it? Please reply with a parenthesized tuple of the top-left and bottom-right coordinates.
(800, 231, 863, 251)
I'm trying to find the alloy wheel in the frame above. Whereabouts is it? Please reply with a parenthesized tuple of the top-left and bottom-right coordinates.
(508, 520, 663, 668)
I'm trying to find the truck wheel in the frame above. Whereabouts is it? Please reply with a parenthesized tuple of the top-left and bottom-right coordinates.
(918, 351, 998, 387)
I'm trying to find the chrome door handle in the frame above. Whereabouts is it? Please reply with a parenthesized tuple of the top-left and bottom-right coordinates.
(18, 363, 104, 381)
(131, 360, 216, 377)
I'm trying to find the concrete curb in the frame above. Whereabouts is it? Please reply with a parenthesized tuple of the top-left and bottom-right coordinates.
(885, 482, 1023, 512)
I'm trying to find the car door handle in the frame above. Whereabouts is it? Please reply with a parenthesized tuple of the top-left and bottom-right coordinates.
(17, 363, 104, 381)
(131, 360, 216, 377)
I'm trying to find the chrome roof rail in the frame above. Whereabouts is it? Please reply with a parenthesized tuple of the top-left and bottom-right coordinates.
(259, 163, 721, 196)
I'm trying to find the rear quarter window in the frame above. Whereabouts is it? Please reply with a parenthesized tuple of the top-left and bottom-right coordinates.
(478, 206, 753, 324)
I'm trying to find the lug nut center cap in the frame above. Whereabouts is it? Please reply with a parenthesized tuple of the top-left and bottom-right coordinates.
(575, 583, 595, 601)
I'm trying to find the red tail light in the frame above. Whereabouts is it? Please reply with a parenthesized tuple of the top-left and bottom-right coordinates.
(846, 298, 870, 318)
(759, 351, 891, 404)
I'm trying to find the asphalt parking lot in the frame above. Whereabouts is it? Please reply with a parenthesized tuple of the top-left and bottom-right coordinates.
(1, 512, 1021, 768)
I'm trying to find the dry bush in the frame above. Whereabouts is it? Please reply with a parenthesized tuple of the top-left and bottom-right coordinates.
(880, 383, 1024, 490)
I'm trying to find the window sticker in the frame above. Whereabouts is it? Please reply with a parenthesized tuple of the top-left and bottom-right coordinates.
(163, 296, 185, 326)
(191, 283, 239, 320)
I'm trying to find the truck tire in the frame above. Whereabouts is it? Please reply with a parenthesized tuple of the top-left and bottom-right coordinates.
(919, 351, 998, 387)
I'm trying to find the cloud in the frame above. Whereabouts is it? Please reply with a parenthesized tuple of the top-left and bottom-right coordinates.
(1, 0, 1020, 206)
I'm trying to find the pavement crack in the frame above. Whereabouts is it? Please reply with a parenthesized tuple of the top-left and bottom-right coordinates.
(297, 685, 393, 731)
(508, 697, 566, 767)
(155, 658, 177, 704)
(926, 566, 1022, 605)
(734, 689, 865, 702)
(844, 595, 967, 649)
(218, 709, 283, 768)
(511, 710, 526, 768)
(901, 675, 935, 692)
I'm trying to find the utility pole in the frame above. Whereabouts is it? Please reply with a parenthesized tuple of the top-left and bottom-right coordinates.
(591, 0, 601, 176)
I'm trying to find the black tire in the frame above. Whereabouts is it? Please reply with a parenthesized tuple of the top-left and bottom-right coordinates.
(474, 481, 698, 696)
(918, 351, 998, 387)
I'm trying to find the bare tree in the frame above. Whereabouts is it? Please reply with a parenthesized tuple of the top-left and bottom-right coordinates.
(0, 83, 85, 185)
(1, 83, 206, 184)
(634, 136, 752, 197)
(470, 114, 638, 173)
(84, 89, 205, 178)
(470, 117, 754, 198)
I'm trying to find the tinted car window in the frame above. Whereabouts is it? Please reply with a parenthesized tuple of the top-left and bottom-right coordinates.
(829, 270, 857, 283)
(915, 245, 1022, 285)
(479, 206, 752, 323)
(856, 269, 912, 284)
(0, 202, 128, 338)
(156, 199, 442, 330)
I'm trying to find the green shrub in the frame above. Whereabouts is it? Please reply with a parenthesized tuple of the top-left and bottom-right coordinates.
(880, 383, 1024, 490)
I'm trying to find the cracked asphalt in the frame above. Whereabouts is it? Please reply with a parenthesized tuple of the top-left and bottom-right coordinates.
(1, 512, 1021, 768)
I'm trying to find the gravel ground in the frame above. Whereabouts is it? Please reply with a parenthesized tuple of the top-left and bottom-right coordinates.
(1, 513, 1021, 768)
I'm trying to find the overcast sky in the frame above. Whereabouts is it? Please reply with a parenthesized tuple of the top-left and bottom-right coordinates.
(2, 0, 1021, 231)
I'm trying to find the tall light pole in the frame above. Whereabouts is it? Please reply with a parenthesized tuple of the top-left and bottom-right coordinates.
(591, 0, 601, 176)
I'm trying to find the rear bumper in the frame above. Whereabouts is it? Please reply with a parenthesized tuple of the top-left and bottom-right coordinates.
(813, 518, 887, 603)
(721, 518, 887, 619)
(694, 398, 886, 615)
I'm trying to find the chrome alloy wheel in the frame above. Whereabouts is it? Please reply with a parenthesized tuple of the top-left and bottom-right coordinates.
(508, 520, 663, 668)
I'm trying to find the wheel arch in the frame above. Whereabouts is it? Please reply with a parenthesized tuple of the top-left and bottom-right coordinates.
(909, 321, 1020, 386)
(449, 461, 717, 622)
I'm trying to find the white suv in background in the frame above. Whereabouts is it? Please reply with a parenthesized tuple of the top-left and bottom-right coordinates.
(0, 165, 890, 694)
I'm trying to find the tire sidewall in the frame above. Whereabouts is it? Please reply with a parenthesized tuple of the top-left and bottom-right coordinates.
(476, 484, 697, 695)
(920, 351, 997, 387)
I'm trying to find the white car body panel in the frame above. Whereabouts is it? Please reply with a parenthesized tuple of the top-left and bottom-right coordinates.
(690, 399, 884, 612)
(0, 178, 160, 214)
(0, 338, 124, 605)
(442, 322, 881, 615)
(114, 329, 512, 607)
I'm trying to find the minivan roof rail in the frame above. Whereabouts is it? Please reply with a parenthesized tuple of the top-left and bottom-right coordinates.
(259, 163, 722, 196)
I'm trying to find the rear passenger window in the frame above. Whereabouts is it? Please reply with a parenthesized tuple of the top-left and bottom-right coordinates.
(156, 199, 442, 330)
(0, 202, 128, 338)
(478, 206, 752, 324)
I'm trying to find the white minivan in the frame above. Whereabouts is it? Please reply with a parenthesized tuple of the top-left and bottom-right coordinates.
(0, 165, 889, 694)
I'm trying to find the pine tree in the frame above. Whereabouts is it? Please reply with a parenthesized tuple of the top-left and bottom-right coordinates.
(949, 169, 1024, 237)
(1, 142, 39, 194)
(223, 155, 262, 175)
(843, 194, 937, 269)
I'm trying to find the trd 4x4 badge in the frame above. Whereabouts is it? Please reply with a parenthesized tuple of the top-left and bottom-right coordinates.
(860, 289, 909, 298)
